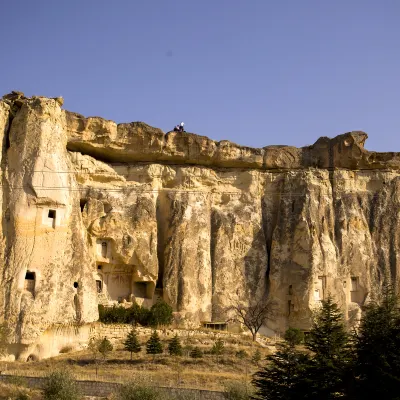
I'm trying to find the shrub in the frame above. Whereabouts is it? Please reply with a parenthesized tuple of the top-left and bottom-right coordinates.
(43, 370, 81, 400)
(59, 345, 74, 354)
(124, 329, 141, 360)
(251, 349, 261, 365)
(190, 347, 203, 359)
(235, 349, 248, 359)
(98, 337, 113, 360)
(168, 335, 183, 356)
(149, 299, 173, 327)
(223, 381, 253, 400)
(116, 382, 161, 400)
(284, 327, 304, 347)
(146, 331, 163, 359)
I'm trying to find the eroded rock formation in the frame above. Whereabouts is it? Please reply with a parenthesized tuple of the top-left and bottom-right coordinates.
(0, 91, 399, 359)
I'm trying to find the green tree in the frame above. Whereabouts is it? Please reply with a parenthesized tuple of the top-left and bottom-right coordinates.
(149, 299, 173, 328)
(168, 334, 183, 356)
(353, 288, 400, 400)
(146, 331, 163, 360)
(251, 349, 262, 366)
(190, 347, 203, 359)
(304, 295, 351, 399)
(211, 338, 225, 362)
(98, 337, 113, 361)
(124, 329, 141, 360)
(253, 342, 309, 400)
(284, 327, 304, 347)
(43, 370, 82, 400)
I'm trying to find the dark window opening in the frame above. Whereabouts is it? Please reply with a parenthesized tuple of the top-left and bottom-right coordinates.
(73, 282, 79, 289)
(101, 242, 107, 257)
(133, 281, 152, 299)
(97, 265, 102, 270)
(288, 285, 293, 295)
(291, 201, 295, 213)
(80, 200, 87, 213)
(24, 271, 35, 294)
(96, 280, 102, 293)
(25, 272, 35, 280)
(48, 210, 56, 219)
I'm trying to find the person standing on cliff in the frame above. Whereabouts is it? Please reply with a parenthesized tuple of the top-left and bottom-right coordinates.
(179, 122, 185, 132)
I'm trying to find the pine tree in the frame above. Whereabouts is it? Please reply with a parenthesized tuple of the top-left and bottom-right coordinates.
(124, 329, 141, 360)
(305, 296, 351, 399)
(190, 346, 203, 359)
(211, 338, 224, 362)
(168, 334, 183, 356)
(354, 288, 400, 399)
(253, 341, 310, 400)
(251, 349, 262, 366)
(146, 330, 163, 360)
(98, 337, 113, 361)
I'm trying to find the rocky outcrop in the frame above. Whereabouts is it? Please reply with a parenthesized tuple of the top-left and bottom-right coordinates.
(0, 91, 399, 360)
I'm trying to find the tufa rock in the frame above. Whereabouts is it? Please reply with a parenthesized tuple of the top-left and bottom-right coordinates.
(0, 93, 399, 360)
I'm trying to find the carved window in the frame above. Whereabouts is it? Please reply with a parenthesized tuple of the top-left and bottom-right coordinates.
(351, 277, 358, 292)
(101, 242, 107, 258)
(80, 200, 87, 213)
(24, 271, 35, 294)
(288, 285, 293, 295)
(47, 209, 56, 228)
(96, 280, 102, 293)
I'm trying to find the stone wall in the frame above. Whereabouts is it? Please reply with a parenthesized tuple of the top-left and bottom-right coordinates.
(0, 375, 224, 399)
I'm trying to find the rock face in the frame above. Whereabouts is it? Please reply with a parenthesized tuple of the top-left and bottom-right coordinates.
(0, 91, 399, 359)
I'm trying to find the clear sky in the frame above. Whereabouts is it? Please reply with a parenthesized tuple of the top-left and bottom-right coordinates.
(1, 0, 399, 151)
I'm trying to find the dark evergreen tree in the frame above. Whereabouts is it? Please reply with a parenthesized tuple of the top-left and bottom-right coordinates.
(98, 337, 113, 361)
(251, 349, 262, 366)
(149, 299, 173, 327)
(190, 346, 203, 359)
(168, 334, 183, 356)
(354, 288, 400, 400)
(146, 330, 163, 360)
(211, 338, 224, 362)
(253, 342, 310, 400)
(304, 296, 352, 399)
(123, 329, 141, 360)
(284, 327, 304, 347)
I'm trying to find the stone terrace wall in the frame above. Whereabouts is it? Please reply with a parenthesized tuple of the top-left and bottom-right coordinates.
(0, 375, 224, 399)
(90, 322, 271, 346)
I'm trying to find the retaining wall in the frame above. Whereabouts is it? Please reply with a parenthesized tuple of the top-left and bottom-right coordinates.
(0, 375, 225, 399)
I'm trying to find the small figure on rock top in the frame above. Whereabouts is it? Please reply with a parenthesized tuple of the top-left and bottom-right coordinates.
(173, 122, 185, 132)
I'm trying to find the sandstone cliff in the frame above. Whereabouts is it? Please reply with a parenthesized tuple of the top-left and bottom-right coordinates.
(0, 91, 399, 360)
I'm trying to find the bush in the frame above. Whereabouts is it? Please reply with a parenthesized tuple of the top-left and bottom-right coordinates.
(223, 381, 253, 400)
(284, 327, 304, 346)
(146, 331, 163, 359)
(235, 349, 248, 359)
(251, 349, 261, 365)
(190, 347, 203, 358)
(98, 337, 113, 360)
(149, 299, 173, 327)
(116, 382, 161, 400)
(43, 370, 81, 400)
(168, 335, 183, 356)
(98, 302, 169, 327)
(124, 329, 141, 360)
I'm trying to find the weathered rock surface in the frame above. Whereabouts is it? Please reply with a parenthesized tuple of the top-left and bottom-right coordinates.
(0, 92, 399, 360)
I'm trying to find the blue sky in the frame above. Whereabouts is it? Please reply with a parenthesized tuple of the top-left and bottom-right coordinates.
(1, 0, 400, 151)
